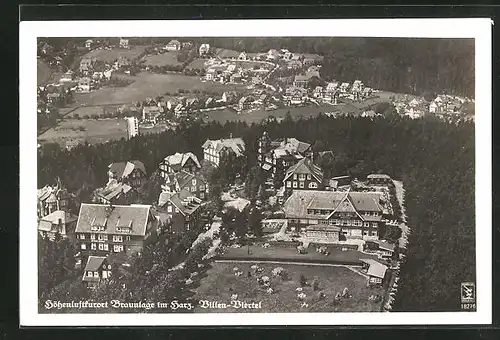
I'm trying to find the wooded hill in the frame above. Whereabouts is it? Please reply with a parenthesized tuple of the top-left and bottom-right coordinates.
(38, 115, 475, 311)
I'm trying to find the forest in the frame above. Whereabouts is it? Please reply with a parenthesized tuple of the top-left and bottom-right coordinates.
(38, 113, 475, 311)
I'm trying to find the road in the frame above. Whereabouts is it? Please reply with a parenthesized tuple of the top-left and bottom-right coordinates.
(393, 180, 410, 249)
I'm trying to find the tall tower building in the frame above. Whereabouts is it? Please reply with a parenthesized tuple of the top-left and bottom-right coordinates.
(125, 116, 139, 139)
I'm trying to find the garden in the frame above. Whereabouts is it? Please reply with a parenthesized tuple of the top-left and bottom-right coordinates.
(192, 262, 384, 313)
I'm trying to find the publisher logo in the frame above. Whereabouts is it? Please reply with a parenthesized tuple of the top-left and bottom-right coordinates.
(461, 282, 475, 304)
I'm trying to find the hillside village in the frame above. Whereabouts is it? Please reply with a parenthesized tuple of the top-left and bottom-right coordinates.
(37, 38, 475, 150)
(36, 37, 475, 314)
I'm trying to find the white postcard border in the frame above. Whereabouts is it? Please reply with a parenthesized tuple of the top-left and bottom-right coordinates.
(20, 18, 492, 326)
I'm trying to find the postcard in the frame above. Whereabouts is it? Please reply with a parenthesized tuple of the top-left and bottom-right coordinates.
(20, 18, 492, 326)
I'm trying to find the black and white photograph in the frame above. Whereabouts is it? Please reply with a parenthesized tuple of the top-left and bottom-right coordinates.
(20, 19, 492, 326)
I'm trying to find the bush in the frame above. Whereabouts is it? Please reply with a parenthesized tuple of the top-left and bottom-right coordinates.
(83, 115, 90, 119)
(312, 279, 319, 291)
(73, 114, 80, 120)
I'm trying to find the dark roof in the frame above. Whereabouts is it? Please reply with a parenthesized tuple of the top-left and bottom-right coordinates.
(163, 152, 201, 169)
(175, 171, 206, 189)
(75, 203, 152, 236)
(202, 138, 246, 156)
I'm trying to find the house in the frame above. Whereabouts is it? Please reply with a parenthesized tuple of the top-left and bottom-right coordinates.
(283, 190, 385, 239)
(429, 101, 439, 113)
(142, 106, 163, 125)
(226, 64, 236, 73)
(205, 97, 214, 107)
(205, 69, 216, 81)
(119, 38, 129, 49)
(93, 180, 134, 205)
(75, 203, 158, 255)
(37, 180, 72, 218)
(77, 77, 91, 93)
(107, 160, 147, 188)
(326, 82, 339, 92)
(185, 98, 199, 109)
(238, 96, 250, 111)
(367, 174, 392, 185)
(82, 256, 112, 288)
(360, 259, 388, 285)
(339, 82, 350, 93)
(79, 58, 94, 73)
(352, 80, 364, 93)
(158, 189, 202, 233)
(163, 171, 208, 200)
(363, 87, 373, 97)
(92, 71, 104, 80)
(199, 43, 210, 57)
(38, 210, 78, 241)
(313, 86, 324, 98)
(159, 152, 201, 176)
(182, 41, 194, 49)
(288, 60, 303, 70)
(267, 49, 279, 60)
(230, 73, 242, 83)
(46, 92, 61, 104)
(282, 51, 293, 61)
(85, 39, 93, 49)
(238, 51, 248, 60)
(331, 175, 351, 187)
(202, 137, 246, 166)
(59, 70, 75, 83)
(258, 132, 312, 182)
(365, 240, 396, 260)
(252, 76, 263, 85)
(293, 74, 311, 88)
(283, 157, 324, 192)
(220, 91, 236, 104)
(117, 56, 130, 69)
(174, 103, 184, 114)
(165, 39, 181, 51)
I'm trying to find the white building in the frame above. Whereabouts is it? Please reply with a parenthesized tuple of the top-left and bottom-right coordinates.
(125, 116, 139, 139)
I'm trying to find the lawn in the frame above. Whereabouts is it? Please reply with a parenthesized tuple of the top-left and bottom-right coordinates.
(82, 46, 148, 63)
(37, 118, 127, 146)
(192, 262, 384, 313)
(37, 59, 62, 86)
(187, 58, 208, 70)
(71, 72, 247, 106)
(205, 102, 359, 124)
(143, 52, 183, 67)
(219, 244, 380, 265)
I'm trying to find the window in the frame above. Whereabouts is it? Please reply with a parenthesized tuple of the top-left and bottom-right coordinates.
(126, 236, 130, 241)
(102, 271, 108, 279)
(293, 174, 297, 180)
(191, 186, 196, 192)
(293, 182, 298, 188)
(307, 174, 311, 180)
(81, 243, 86, 250)
(191, 179, 196, 186)
(103, 244, 109, 251)
(200, 192, 205, 199)
(113, 235, 123, 242)
(91, 243, 96, 250)
(175, 207, 179, 213)
(286, 181, 291, 188)
(79, 234, 85, 240)
(87, 271, 93, 277)
(167, 205, 172, 213)
(299, 174, 305, 181)
(90, 234, 96, 240)
(113, 245, 124, 253)
(98, 234, 108, 241)
(364, 222, 370, 227)
(94, 271, 99, 277)
(299, 182, 304, 188)
(199, 184, 205, 191)
(371, 222, 378, 228)
(98, 243, 104, 250)
(309, 182, 318, 189)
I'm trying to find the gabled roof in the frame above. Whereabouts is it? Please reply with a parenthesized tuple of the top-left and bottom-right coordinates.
(284, 158, 324, 182)
(75, 203, 152, 236)
(360, 259, 387, 279)
(164, 152, 201, 169)
(202, 138, 246, 157)
(174, 171, 206, 189)
(95, 180, 132, 201)
(164, 189, 202, 216)
(38, 210, 77, 233)
(108, 160, 146, 179)
(84, 256, 107, 272)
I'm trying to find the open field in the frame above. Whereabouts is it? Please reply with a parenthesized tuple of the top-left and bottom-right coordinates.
(82, 46, 148, 63)
(142, 52, 182, 67)
(205, 102, 360, 124)
(64, 105, 124, 118)
(71, 72, 247, 106)
(192, 262, 384, 312)
(219, 244, 379, 265)
(37, 118, 127, 146)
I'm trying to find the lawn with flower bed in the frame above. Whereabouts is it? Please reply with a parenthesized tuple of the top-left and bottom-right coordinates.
(191, 262, 384, 312)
